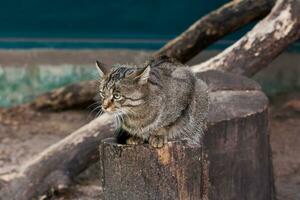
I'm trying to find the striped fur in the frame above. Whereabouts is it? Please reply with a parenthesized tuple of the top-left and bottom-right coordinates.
(98, 57, 209, 147)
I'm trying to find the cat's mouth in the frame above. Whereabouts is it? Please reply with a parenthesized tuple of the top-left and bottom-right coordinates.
(102, 107, 116, 113)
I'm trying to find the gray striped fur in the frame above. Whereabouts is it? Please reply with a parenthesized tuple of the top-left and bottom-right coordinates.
(97, 57, 209, 146)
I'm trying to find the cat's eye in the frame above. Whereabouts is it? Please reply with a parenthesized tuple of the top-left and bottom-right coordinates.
(113, 93, 122, 100)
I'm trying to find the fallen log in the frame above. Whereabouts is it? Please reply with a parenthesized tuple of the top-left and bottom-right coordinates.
(192, 0, 300, 77)
(28, 0, 274, 111)
(99, 72, 274, 200)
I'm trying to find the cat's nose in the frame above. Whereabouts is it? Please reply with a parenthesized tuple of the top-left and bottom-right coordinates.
(102, 100, 112, 110)
(102, 103, 109, 110)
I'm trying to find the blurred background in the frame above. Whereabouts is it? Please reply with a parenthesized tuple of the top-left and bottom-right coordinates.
(0, 1, 300, 199)
(0, 0, 299, 107)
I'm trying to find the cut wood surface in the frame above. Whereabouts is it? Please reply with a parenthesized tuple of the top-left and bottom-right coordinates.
(192, 0, 300, 76)
(99, 74, 274, 200)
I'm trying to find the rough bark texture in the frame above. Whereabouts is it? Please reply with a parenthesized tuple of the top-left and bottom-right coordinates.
(192, 0, 300, 77)
(100, 139, 203, 200)
(99, 71, 275, 200)
(0, 114, 114, 200)
(28, 0, 275, 111)
(155, 0, 275, 63)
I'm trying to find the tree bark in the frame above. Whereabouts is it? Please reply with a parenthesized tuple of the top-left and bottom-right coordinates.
(100, 139, 203, 200)
(155, 0, 275, 63)
(99, 72, 274, 200)
(28, 0, 275, 111)
(192, 0, 300, 77)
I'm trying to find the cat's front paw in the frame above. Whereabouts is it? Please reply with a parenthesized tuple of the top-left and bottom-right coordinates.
(126, 136, 144, 145)
(149, 135, 167, 148)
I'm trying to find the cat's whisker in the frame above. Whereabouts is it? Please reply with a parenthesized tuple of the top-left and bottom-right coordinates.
(87, 101, 100, 109)
(113, 112, 123, 130)
(96, 109, 104, 117)
(88, 105, 102, 119)
(112, 113, 117, 128)
(90, 105, 101, 114)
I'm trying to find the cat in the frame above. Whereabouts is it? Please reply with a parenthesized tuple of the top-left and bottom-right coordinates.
(96, 56, 208, 148)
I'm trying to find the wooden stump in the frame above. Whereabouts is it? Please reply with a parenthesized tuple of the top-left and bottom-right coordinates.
(99, 70, 275, 200)
(100, 138, 203, 200)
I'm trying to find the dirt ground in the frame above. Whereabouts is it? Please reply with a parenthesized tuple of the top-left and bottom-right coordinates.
(0, 92, 299, 199)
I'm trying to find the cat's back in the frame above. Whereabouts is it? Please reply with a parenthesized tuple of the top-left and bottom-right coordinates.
(150, 61, 195, 85)
(148, 61, 195, 113)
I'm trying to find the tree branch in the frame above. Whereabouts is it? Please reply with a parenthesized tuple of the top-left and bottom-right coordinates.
(155, 0, 275, 63)
(192, 0, 300, 77)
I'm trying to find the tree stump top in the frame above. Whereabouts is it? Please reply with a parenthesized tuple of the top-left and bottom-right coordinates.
(196, 70, 261, 92)
(197, 70, 268, 124)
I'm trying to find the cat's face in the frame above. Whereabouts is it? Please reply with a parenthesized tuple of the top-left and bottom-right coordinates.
(96, 61, 150, 114)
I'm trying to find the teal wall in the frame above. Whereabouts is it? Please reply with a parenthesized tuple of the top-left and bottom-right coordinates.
(0, 0, 299, 50)
(0, 0, 226, 39)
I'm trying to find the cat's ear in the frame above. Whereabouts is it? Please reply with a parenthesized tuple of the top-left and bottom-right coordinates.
(95, 60, 110, 76)
(135, 66, 150, 85)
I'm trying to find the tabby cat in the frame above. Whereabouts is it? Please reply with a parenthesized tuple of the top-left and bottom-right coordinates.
(96, 57, 208, 148)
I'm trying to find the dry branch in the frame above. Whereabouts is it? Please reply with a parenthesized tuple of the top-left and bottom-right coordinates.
(192, 0, 300, 77)
(28, 0, 274, 111)
(155, 0, 275, 62)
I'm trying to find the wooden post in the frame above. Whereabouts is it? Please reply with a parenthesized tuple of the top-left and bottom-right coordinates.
(100, 138, 203, 200)
(99, 70, 275, 200)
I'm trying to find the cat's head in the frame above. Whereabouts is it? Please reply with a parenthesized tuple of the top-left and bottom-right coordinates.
(96, 61, 150, 114)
